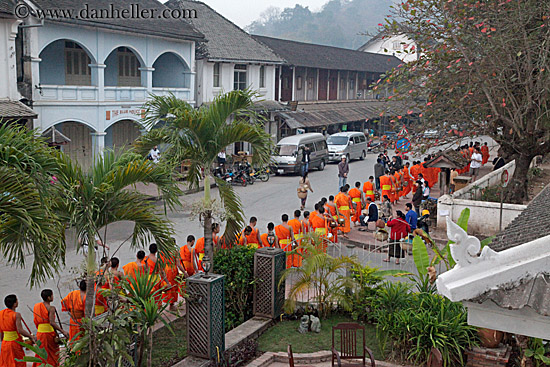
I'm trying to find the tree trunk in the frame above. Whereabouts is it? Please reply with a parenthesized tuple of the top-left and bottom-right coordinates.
(85, 236, 97, 318)
(203, 175, 215, 272)
(147, 328, 153, 367)
(504, 153, 534, 204)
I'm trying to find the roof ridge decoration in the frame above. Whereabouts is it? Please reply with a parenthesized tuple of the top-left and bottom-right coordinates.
(446, 216, 498, 269)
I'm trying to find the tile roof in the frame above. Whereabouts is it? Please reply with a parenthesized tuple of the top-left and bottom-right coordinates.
(0, 0, 15, 16)
(28, 0, 203, 41)
(277, 100, 416, 128)
(425, 149, 469, 169)
(468, 184, 550, 318)
(0, 100, 37, 119)
(254, 35, 402, 73)
(165, 0, 283, 63)
(490, 184, 550, 252)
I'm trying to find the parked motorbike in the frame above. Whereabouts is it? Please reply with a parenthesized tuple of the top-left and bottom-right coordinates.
(253, 166, 270, 182)
(220, 169, 247, 186)
(237, 162, 255, 185)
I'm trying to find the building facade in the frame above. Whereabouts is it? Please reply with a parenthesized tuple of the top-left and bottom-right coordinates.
(14, 0, 203, 168)
(167, 0, 285, 153)
(0, 1, 36, 124)
(358, 31, 418, 64)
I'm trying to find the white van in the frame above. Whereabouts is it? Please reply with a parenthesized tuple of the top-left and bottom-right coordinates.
(327, 132, 368, 162)
(271, 133, 329, 174)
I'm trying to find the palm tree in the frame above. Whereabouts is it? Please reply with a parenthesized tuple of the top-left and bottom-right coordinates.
(0, 123, 65, 287)
(280, 234, 360, 319)
(135, 90, 274, 266)
(55, 150, 182, 317)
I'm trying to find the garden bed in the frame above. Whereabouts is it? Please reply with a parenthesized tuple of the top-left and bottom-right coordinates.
(257, 314, 383, 360)
(152, 316, 187, 367)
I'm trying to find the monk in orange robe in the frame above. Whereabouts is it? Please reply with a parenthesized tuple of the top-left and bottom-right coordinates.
(123, 250, 146, 281)
(335, 185, 352, 235)
(61, 280, 86, 342)
(260, 222, 279, 248)
(180, 236, 204, 276)
(348, 182, 363, 225)
(1, 294, 36, 367)
(142, 243, 168, 306)
(160, 248, 183, 310)
(301, 211, 311, 236)
(379, 172, 393, 203)
(362, 176, 375, 201)
(33, 290, 69, 367)
(394, 171, 403, 200)
(402, 164, 412, 197)
(389, 172, 398, 203)
(325, 197, 339, 242)
(288, 210, 303, 267)
(310, 206, 332, 250)
(481, 143, 490, 165)
(275, 214, 295, 268)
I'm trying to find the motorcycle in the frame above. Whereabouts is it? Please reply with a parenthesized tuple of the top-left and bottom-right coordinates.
(221, 169, 247, 186)
(253, 166, 270, 182)
(237, 162, 255, 185)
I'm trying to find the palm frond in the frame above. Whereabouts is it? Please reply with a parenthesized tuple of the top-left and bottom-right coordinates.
(214, 177, 245, 243)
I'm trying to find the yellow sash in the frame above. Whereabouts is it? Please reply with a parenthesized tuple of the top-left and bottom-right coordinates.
(366, 190, 374, 195)
(279, 239, 291, 245)
(294, 233, 304, 240)
(339, 206, 350, 211)
(199, 253, 205, 261)
(95, 305, 105, 315)
(247, 243, 259, 249)
(352, 198, 361, 203)
(38, 323, 54, 333)
(382, 185, 391, 190)
(2, 331, 18, 341)
(315, 227, 327, 235)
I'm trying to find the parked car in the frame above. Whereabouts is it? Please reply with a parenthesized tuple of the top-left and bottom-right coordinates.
(423, 129, 440, 138)
(271, 133, 329, 174)
(327, 132, 368, 162)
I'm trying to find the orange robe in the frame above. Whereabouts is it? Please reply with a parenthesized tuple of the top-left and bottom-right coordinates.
(310, 213, 330, 250)
(61, 290, 85, 342)
(362, 181, 375, 201)
(379, 175, 393, 202)
(275, 224, 294, 268)
(402, 167, 412, 196)
(32, 303, 59, 367)
(348, 187, 362, 223)
(123, 261, 144, 281)
(481, 145, 489, 165)
(160, 254, 180, 304)
(394, 172, 403, 199)
(288, 219, 303, 267)
(335, 192, 351, 233)
(0, 308, 25, 367)
(389, 175, 398, 203)
(324, 204, 338, 242)
(179, 240, 204, 276)
(419, 163, 429, 187)
(260, 232, 277, 248)
(244, 227, 260, 248)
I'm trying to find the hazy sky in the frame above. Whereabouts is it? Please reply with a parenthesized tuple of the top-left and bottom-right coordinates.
(186, 0, 327, 28)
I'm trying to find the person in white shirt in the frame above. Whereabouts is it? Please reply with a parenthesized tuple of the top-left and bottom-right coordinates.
(470, 147, 483, 182)
(149, 146, 161, 164)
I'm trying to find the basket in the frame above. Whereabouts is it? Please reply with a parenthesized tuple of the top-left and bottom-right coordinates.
(374, 229, 388, 242)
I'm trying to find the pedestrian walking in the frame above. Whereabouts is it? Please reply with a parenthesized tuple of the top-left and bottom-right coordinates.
(297, 172, 313, 210)
(470, 147, 483, 182)
(493, 150, 506, 171)
(412, 181, 423, 215)
(374, 158, 385, 191)
(337, 155, 349, 190)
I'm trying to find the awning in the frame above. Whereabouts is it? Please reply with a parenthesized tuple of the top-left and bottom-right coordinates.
(42, 127, 71, 145)
(0, 100, 37, 119)
(275, 100, 419, 128)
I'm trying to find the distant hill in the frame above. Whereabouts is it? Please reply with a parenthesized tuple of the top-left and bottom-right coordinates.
(245, 0, 395, 50)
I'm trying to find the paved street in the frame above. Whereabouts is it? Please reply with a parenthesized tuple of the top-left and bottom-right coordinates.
(0, 136, 495, 323)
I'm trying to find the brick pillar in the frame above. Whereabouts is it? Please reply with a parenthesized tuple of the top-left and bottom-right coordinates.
(465, 346, 511, 367)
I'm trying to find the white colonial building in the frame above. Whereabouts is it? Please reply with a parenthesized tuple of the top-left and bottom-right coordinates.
(13, 0, 203, 167)
(0, 1, 36, 124)
(358, 27, 418, 64)
(166, 0, 285, 152)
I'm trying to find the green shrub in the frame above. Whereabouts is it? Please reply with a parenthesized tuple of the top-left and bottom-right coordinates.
(213, 246, 256, 330)
(371, 282, 478, 366)
(349, 264, 384, 321)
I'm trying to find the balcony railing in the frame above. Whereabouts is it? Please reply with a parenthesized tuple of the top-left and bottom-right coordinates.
(35, 85, 192, 103)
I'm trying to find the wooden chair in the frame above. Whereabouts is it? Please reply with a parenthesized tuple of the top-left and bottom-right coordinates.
(288, 344, 295, 367)
(331, 323, 376, 367)
(427, 347, 443, 367)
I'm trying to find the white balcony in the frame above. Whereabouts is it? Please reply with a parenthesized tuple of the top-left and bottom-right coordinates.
(38, 85, 98, 102)
(151, 87, 191, 101)
(104, 87, 148, 101)
(35, 85, 192, 103)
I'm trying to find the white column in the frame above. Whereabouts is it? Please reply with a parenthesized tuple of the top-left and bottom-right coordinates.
(139, 67, 155, 93)
(91, 131, 107, 159)
(291, 67, 296, 101)
(277, 66, 282, 101)
(90, 64, 106, 101)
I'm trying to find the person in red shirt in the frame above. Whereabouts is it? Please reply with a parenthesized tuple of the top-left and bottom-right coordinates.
(384, 210, 411, 265)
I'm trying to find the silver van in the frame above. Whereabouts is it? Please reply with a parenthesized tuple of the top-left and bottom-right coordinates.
(271, 133, 329, 174)
(327, 132, 368, 162)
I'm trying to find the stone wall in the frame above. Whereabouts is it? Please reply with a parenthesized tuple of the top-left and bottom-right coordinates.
(437, 160, 527, 236)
